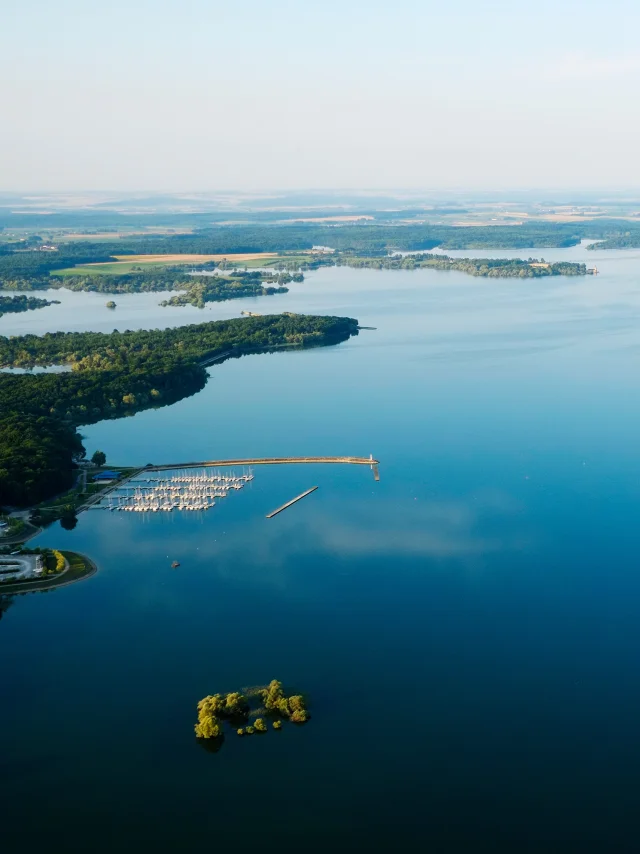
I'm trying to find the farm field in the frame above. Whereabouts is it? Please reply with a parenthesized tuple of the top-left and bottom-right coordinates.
(53, 252, 301, 276)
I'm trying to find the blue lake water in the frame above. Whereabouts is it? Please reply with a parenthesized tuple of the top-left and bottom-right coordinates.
(3, 246, 640, 852)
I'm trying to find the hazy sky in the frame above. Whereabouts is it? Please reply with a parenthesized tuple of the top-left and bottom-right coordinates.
(2, 0, 639, 192)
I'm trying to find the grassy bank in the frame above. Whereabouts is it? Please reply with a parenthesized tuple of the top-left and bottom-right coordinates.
(0, 551, 97, 594)
(32, 467, 138, 526)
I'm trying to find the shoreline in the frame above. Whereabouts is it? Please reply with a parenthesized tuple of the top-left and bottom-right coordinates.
(0, 551, 97, 594)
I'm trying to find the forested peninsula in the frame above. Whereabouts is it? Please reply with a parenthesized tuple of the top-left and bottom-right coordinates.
(0, 265, 295, 307)
(586, 236, 640, 250)
(0, 314, 358, 507)
(308, 254, 588, 277)
(0, 295, 60, 316)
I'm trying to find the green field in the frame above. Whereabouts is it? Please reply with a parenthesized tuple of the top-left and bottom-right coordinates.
(227, 253, 316, 269)
(52, 262, 172, 276)
(236, 257, 279, 268)
(53, 254, 308, 276)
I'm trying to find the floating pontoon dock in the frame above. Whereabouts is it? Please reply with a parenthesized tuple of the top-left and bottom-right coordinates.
(266, 487, 318, 518)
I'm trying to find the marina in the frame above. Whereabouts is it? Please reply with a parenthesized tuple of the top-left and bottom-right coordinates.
(78, 455, 380, 513)
(94, 468, 253, 513)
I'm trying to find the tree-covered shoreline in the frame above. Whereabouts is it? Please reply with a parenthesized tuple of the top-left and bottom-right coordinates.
(0, 314, 359, 507)
(0, 249, 588, 301)
(0, 294, 60, 316)
(586, 236, 640, 250)
(0, 262, 299, 307)
(302, 253, 588, 277)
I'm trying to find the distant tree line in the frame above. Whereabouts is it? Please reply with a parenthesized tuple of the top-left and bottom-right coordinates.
(0, 247, 115, 278)
(3, 220, 640, 267)
(3, 216, 636, 294)
(58, 220, 640, 253)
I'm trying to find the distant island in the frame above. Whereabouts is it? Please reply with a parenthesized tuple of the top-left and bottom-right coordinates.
(0, 294, 60, 316)
(0, 314, 359, 507)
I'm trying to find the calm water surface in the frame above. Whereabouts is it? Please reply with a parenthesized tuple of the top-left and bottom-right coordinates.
(3, 247, 640, 852)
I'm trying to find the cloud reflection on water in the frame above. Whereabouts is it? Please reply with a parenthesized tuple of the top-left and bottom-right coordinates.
(83, 486, 530, 605)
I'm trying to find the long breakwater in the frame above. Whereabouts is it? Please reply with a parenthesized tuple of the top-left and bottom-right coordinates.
(148, 456, 379, 470)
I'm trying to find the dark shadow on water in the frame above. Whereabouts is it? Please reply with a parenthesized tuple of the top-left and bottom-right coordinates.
(196, 735, 225, 754)
(0, 594, 13, 621)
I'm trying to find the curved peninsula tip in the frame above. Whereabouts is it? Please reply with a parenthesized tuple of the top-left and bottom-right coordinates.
(0, 548, 97, 593)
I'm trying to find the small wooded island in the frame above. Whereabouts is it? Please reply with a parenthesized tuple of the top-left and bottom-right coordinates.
(0, 294, 60, 316)
(0, 314, 359, 507)
(195, 680, 310, 750)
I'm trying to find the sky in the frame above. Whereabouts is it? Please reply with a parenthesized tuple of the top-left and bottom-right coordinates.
(2, 0, 639, 192)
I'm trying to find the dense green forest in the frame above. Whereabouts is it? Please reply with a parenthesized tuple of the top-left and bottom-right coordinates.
(0, 314, 357, 368)
(0, 248, 115, 278)
(586, 235, 640, 250)
(0, 294, 59, 316)
(0, 414, 85, 508)
(33, 224, 570, 255)
(0, 315, 358, 506)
